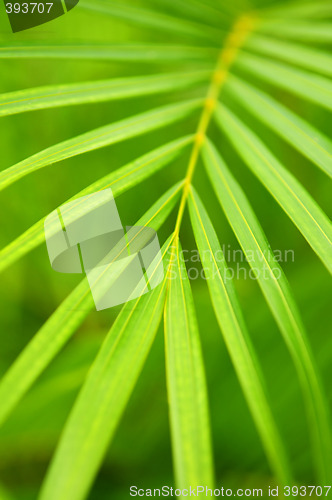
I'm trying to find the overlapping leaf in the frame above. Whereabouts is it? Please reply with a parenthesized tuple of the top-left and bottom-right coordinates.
(245, 35, 332, 77)
(39, 236, 174, 500)
(215, 105, 332, 273)
(224, 75, 332, 176)
(0, 137, 192, 273)
(257, 20, 332, 43)
(0, 99, 202, 191)
(262, 0, 332, 19)
(0, 71, 210, 117)
(150, 0, 233, 28)
(164, 239, 214, 489)
(235, 52, 332, 110)
(80, 0, 224, 43)
(0, 42, 218, 62)
(0, 183, 182, 428)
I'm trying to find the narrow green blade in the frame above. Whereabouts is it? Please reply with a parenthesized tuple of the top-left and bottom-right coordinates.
(215, 104, 332, 273)
(225, 75, 332, 176)
(80, 0, 223, 43)
(164, 239, 214, 489)
(0, 99, 201, 191)
(0, 42, 218, 62)
(0, 71, 210, 118)
(202, 139, 332, 482)
(149, 0, 233, 27)
(188, 187, 291, 483)
(235, 52, 332, 110)
(257, 20, 332, 43)
(0, 183, 182, 428)
(0, 136, 193, 274)
(39, 236, 174, 500)
(245, 35, 332, 77)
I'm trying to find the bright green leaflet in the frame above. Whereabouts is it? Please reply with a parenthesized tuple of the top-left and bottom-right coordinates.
(0, 98, 202, 191)
(0, 71, 210, 117)
(261, 0, 332, 19)
(256, 20, 332, 43)
(188, 186, 292, 484)
(0, 42, 218, 62)
(39, 236, 174, 500)
(80, 0, 224, 43)
(244, 34, 332, 77)
(235, 52, 332, 111)
(215, 104, 332, 273)
(0, 183, 182, 429)
(151, 0, 233, 28)
(224, 75, 332, 177)
(202, 139, 331, 482)
(0, 136, 193, 273)
(164, 239, 214, 489)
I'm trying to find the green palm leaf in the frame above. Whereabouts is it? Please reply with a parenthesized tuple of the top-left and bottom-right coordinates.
(235, 52, 332, 110)
(80, 0, 223, 43)
(202, 139, 332, 482)
(0, 42, 218, 62)
(224, 75, 332, 177)
(39, 237, 174, 500)
(261, 1, 332, 19)
(0, 183, 182, 428)
(245, 34, 332, 77)
(257, 20, 332, 43)
(0, 99, 201, 191)
(0, 71, 210, 118)
(150, 0, 233, 27)
(0, 137, 192, 273)
(188, 186, 291, 484)
(215, 105, 332, 273)
(164, 238, 214, 489)
(1, 0, 331, 494)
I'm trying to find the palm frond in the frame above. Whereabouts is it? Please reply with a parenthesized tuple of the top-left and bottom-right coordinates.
(80, 0, 225, 43)
(202, 139, 331, 482)
(245, 34, 332, 76)
(188, 186, 292, 483)
(236, 52, 332, 110)
(0, 99, 201, 191)
(0, 137, 192, 273)
(257, 20, 332, 43)
(39, 237, 174, 500)
(0, 184, 182, 427)
(1, 0, 331, 495)
(261, 0, 332, 19)
(0, 42, 218, 62)
(0, 71, 210, 118)
(224, 75, 332, 177)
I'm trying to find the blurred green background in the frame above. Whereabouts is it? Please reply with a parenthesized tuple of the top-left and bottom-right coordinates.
(0, 0, 331, 498)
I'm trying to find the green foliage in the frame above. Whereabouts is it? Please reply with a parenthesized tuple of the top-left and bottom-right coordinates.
(201, 140, 331, 482)
(0, 0, 331, 498)
(0, 99, 201, 190)
(236, 52, 332, 110)
(164, 239, 214, 489)
(214, 105, 332, 273)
